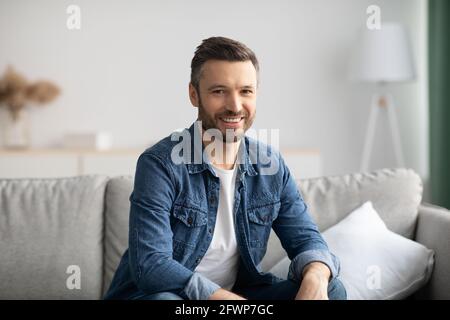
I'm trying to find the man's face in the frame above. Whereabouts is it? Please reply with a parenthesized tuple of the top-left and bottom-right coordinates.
(189, 60, 257, 142)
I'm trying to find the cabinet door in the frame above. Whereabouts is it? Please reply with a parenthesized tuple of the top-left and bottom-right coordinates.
(0, 155, 78, 178)
(82, 153, 140, 176)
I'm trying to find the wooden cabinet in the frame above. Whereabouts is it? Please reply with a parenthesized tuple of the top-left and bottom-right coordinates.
(0, 148, 322, 179)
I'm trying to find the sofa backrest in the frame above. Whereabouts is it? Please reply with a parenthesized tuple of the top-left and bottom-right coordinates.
(0, 176, 108, 299)
(102, 168, 423, 295)
(299, 168, 423, 237)
(103, 176, 133, 296)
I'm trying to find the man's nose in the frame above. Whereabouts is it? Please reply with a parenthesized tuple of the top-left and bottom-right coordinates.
(226, 92, 242, 113)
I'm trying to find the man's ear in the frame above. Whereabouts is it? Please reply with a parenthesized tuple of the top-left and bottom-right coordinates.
(189, 83, 199, 108)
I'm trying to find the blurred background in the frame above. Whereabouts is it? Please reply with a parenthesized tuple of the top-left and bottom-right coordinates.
(0, 0, 447, 208)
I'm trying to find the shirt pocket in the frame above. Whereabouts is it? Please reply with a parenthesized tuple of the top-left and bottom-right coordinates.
(247, 201, 281, 248)
(171, 204, 208, 248)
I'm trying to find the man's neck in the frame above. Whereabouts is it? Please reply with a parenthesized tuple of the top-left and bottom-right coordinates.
(209, 141, 241, 171)
(199, 125, 242, 171)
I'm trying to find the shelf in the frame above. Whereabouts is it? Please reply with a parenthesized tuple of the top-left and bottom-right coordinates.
(0, 147, 322, 179)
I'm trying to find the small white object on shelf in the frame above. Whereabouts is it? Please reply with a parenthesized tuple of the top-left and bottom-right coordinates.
(63, 132, 113, 150)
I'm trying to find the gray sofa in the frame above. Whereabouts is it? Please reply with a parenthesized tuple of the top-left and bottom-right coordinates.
(0, 168, 449, 299)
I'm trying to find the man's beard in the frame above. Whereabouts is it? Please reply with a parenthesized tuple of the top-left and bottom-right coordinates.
(197, 95, 255, 143)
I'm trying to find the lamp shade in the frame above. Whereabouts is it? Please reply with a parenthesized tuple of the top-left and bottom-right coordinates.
(349, 23, 415, 83)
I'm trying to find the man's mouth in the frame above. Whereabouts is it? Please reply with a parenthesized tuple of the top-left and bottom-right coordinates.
(219, 116, 244, 124)
(219, 117, 244, 129)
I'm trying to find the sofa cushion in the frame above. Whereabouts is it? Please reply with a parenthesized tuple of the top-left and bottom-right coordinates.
(0, 176, 108, 299)
(103, 176, 133, 296)
(261, 168, 423, 272)
(269, 201, 434, 299)
(323, 201, 434, 299)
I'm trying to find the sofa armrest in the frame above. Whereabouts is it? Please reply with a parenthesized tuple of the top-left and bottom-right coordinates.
(415, 203, 450, 299)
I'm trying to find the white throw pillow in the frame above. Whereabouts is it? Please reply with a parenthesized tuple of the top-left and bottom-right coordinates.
(269, 201, 435, 300)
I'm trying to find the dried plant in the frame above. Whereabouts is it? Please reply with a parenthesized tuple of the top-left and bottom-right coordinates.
(0, 66, 60, 121)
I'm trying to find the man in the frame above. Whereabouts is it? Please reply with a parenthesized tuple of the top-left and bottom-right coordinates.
(104, 36, 346, 300)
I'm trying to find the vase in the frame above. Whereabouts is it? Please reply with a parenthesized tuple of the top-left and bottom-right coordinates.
(2, 109, 31, 149)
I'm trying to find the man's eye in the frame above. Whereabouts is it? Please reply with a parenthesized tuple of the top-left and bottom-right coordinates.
(213, 90, 225, 95)
(242, 90, 253, 95)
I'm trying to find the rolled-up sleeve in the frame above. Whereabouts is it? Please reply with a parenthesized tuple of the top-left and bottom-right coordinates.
(288, 249, 340, 282)
(181, 272, 221, 300)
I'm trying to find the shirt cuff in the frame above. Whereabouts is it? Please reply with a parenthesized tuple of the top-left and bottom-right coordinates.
(288, 249, 340, 283)
(180, 272, 221, 300)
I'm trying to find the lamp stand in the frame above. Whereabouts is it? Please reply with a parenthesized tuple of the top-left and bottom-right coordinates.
(360, 93, 405, 172)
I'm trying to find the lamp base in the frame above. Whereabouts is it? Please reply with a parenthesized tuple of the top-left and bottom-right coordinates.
(360, 93, 405, 172)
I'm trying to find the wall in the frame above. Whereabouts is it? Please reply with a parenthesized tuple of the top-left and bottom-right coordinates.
(0, 0, 429, 199)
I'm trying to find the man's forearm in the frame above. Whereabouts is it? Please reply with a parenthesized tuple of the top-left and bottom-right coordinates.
(295, 262, 331, 300)
(208, 288, 247, 300)
(302, 261, 331, 280)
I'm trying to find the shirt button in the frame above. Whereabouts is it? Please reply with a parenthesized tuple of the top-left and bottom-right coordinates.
(196, 257, 201, 264)
(209, 196, 216, 205)
(208, 228, 213, 234)
(187, 217, 193, 225)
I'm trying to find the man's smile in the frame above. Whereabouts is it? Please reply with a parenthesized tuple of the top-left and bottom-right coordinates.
(219, 116, 244, 125)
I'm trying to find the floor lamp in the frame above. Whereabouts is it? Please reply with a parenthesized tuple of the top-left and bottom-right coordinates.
(350, 23, 415, 172)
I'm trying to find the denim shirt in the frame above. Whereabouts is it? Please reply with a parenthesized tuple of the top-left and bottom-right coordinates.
(104, 122, 340, 300)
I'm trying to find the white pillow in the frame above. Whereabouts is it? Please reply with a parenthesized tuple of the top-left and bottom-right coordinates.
(269, 201, 435, 300)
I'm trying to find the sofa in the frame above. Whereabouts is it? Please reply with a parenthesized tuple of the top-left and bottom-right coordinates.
(0, 167, 449, 299)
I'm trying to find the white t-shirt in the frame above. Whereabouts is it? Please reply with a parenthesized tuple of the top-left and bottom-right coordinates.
(194, 163, 240, 290)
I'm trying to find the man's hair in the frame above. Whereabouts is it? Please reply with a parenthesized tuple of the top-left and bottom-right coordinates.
(190, 36, 259, 93)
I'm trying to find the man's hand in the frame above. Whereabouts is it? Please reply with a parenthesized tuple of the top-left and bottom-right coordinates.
(295, 262, 331, 300)
(208, 288, 247, 300)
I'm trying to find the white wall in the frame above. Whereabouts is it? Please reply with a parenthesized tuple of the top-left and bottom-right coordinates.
(0, 0, 429, 197)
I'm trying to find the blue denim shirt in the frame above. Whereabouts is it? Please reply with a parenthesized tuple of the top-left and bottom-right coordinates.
(104, 122, 340, 300)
